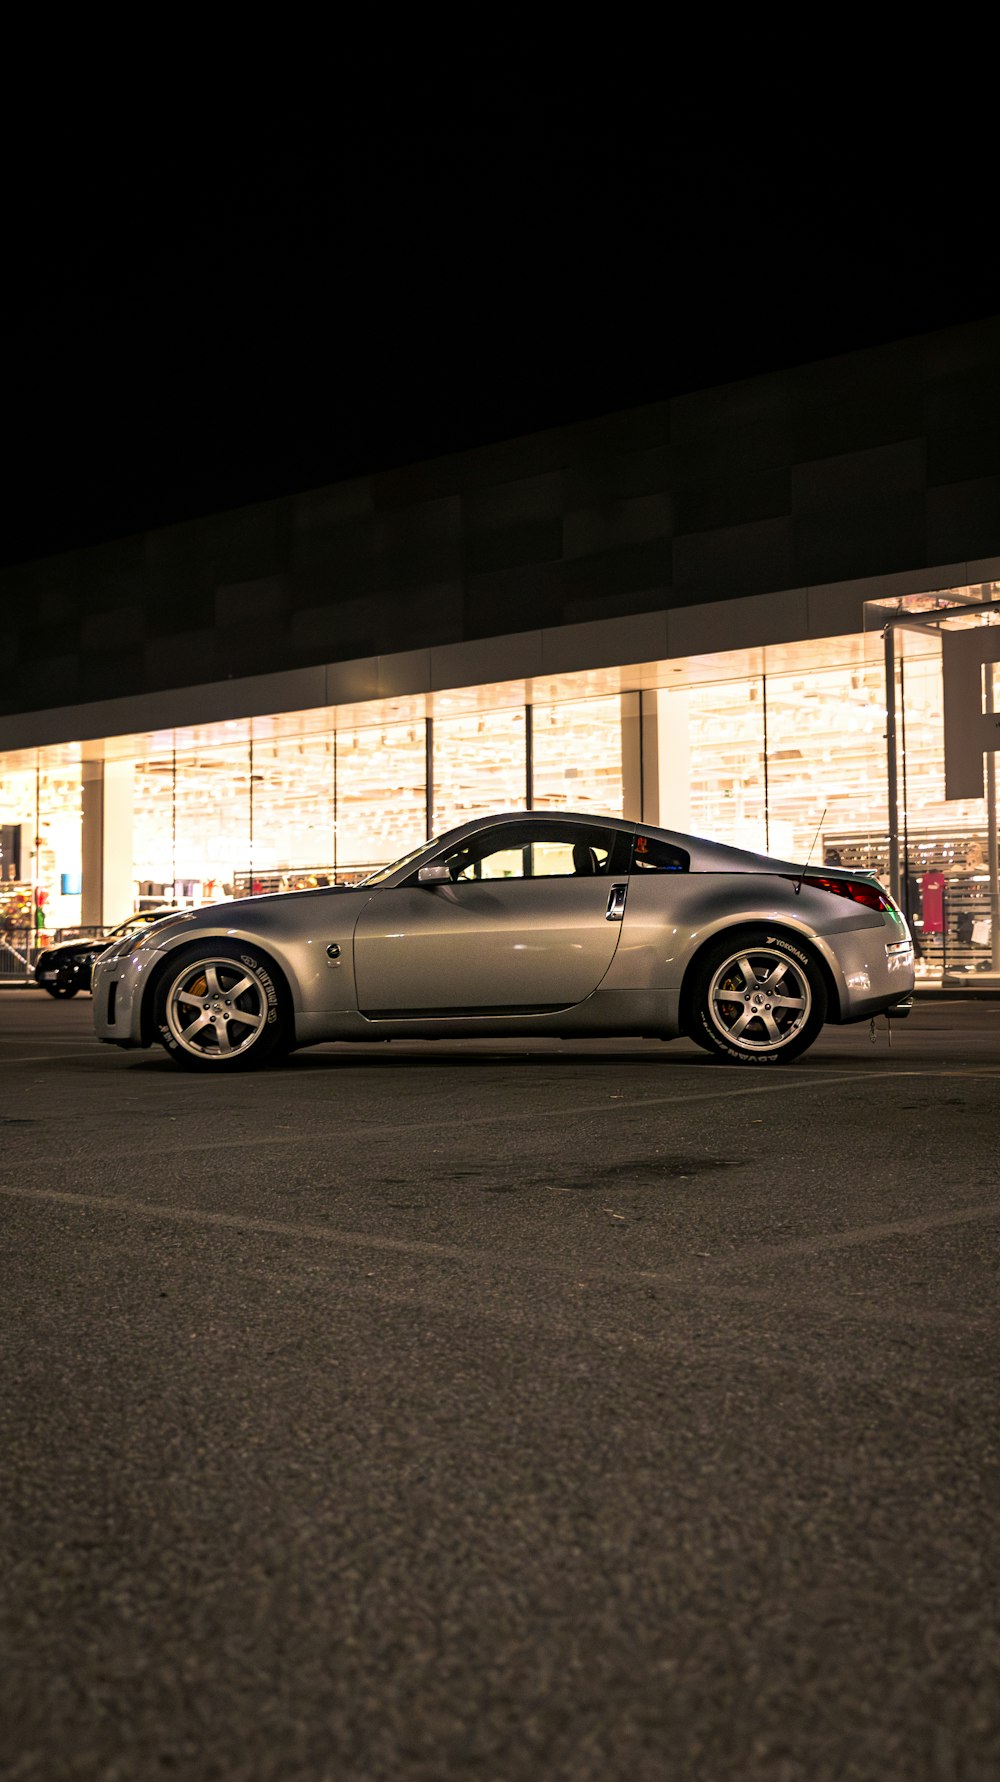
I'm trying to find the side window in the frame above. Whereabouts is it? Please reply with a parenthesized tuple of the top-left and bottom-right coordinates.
(632, 833, 689, 873)
(430, 824, 620, 882)
(529, 837, 613, 877)
(471, 846, 526, 881)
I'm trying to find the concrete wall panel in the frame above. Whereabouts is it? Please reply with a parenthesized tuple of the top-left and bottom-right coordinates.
(2, 317, 1000, 728)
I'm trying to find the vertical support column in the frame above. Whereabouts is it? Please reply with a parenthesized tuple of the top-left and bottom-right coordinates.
(986, 664, 1000, 973)
(762, 674, 770, 852)
(81, 762, 103, 927)
(624, 688, 697, 830)
(332, 730, 338, 882)
(655, 685, 692, 833)
(884, 624, 900, 903)
(620, 692, 642, 821)
(639, 690, 659, 823)
(81, 759, 135, 927)
(104, 760, 134, 920)
(425, 718, 434, 838)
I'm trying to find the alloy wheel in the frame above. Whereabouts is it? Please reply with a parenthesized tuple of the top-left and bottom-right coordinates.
(164, 958, 269, 1062)
(706, 946, 812, 1053)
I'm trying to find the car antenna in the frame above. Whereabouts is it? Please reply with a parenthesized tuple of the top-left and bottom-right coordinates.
(794, 806, 828, 895)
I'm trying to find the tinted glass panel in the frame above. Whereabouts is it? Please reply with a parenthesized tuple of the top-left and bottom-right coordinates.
(632, 834, 689, 873)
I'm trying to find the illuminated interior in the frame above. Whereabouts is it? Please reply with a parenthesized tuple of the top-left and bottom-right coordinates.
(1, 582, 998, 987)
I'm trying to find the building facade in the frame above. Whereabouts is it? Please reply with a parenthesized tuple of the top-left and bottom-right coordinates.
(2, 315, 999, 987)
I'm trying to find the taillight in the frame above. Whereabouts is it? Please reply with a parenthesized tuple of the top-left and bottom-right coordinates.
(800, 873, 890, 911)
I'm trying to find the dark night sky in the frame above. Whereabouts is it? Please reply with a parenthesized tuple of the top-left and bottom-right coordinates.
(2, 76, 997, 569)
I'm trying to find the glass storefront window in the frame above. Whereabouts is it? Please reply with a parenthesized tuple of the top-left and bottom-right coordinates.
(171, 740, 251, 901)
(897, 638, 987, 844)
(336, 722, 427, 876)
(764, 660, 887, 866)
(671, 679, 767, 853)
(0, 762, 35, 944)
(248, 731, 336, 891)
(2, 577, 996, 988)
(39, 762, 83, 933)
(432, 708, 526, 834)
(531, 695, 624, 818)
(868, 594, 1000, 986)
(133, 751, 178, 896)
(0, 755, 83, 939)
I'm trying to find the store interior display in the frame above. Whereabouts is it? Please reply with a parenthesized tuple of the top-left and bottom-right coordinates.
(822, 830, 997, 978)
(0, 883, 34, 975)
(1, 587, 998, 986)
(532, 696, 624, 817)
(0, 756, 82, 941)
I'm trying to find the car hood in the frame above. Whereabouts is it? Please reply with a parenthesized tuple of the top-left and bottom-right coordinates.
(40, 935, 109, 959)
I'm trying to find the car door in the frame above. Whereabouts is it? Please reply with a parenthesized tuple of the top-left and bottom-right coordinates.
(353, 818, 633, 1015)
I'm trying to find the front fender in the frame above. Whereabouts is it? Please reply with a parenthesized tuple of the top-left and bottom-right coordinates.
(134, 923, 330, 1043)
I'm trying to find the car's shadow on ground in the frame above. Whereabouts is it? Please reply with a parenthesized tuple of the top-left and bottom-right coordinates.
(283, 1045, 718, 1071)
(116, 1041, 903, 1075)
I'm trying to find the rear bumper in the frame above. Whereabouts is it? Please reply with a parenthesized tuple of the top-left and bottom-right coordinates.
(826, 922, 915, 1023)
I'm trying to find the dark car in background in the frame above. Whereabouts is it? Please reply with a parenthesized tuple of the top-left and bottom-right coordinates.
(35, 908, 180, 998)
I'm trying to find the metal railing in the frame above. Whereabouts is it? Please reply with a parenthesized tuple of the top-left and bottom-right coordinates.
(0, 926, 37, 985)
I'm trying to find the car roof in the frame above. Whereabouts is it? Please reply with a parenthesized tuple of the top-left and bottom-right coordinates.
(423, 810, 817, 877)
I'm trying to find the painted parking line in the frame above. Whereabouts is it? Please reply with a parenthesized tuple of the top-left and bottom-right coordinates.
(104, 1065, 1000, 1158)
(3, 1069, 999, 1156)
(0, 1040, 114, 1054)
(1, 1181, 997, 1280)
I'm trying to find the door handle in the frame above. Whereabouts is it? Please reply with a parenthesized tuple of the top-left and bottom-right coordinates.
(605, 883, 627, 922)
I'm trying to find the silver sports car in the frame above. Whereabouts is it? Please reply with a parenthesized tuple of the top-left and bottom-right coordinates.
(92, 810, 915, 1071)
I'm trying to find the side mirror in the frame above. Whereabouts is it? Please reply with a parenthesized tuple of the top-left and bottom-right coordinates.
(417, 864, 451, 884)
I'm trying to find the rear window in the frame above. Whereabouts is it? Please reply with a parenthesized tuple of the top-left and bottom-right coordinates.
(631, 833, 689, 873)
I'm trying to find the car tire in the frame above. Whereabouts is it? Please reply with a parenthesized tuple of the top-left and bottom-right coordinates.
(41, 981, 79, 998)
(153, 941, 289, 1072)
(689, 929, 827, 1065)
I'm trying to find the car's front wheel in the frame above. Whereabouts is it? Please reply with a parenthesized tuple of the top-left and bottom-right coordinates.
(40, 979, 79, 998)
(153, 942, 289, 1071)
(689, 930, 827, 1065)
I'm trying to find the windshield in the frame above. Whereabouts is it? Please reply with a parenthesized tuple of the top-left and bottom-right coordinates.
(109, 908, 176, 936)
(356, 837, 438, 888)
(356, 824, 470, 888)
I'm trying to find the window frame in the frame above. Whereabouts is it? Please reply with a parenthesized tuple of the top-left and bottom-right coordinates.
(402, 820, 632, 885)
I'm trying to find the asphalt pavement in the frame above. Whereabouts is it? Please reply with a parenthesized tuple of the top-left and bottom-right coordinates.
(1, 992, 998, 1781)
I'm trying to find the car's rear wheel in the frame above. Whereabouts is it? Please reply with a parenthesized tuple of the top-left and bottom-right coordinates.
(689, 930, 827, 1065)
(40, 979, 79, 998)
(153, 942, 288, 1071)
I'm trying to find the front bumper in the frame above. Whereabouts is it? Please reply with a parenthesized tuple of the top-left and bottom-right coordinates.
(92, 915, 201, 1045)
(92, 947, 148, 1045)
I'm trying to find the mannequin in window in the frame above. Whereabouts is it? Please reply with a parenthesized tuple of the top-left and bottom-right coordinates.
(920, 869, 946, 936)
